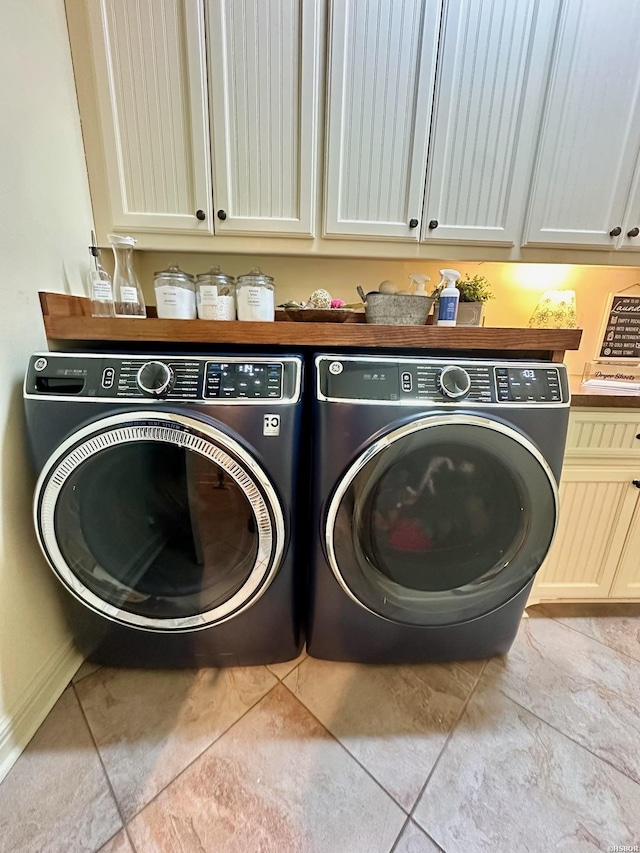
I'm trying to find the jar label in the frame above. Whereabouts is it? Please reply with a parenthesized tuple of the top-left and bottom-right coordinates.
(198, 284, 218, 306)
(120, 286, 138, 305)
(237, 286, 274, 321)
(156, 285, 196, 319)
(92, 280, 113, 301)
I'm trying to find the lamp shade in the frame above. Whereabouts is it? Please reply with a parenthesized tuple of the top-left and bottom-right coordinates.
(528, 289, 577, 329)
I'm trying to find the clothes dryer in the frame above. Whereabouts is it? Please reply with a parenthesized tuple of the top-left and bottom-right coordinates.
(307, 354, 569, 662)
(25, 352, 304, 668)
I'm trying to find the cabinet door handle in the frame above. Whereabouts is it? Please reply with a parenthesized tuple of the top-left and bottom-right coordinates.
(633, 480, 640, 489)
(428, 219, 439, 230)
(609, 226, 622, 237)
(217, 209, 227, 221)
(195, 209, 206, 221)
(628, 227, 640, 237)
(409, 218, 419, 228)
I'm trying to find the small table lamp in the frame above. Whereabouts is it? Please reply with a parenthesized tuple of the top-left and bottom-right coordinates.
(529, 289, 577, 328)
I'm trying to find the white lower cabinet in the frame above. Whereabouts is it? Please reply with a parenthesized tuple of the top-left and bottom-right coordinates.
(609, 500, 640, 598)
(532, 409, 640, 603)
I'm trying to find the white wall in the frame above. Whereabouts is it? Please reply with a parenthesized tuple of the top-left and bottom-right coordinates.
(0, 0, 94, 780)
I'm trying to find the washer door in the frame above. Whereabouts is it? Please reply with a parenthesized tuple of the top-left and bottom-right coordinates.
(35, 412, 284, 632)
(326, 414, 558, 626)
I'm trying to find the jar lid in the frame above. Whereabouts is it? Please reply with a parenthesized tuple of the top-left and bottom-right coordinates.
(196, 266, 235, 285)
(153, 264, 195, 282)
(237, 267, 274, 285)
(108, 234, 136, 248)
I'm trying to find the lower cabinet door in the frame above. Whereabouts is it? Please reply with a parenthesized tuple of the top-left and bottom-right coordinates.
(533, 466, 639, 600)
(610, 495, 640, 598)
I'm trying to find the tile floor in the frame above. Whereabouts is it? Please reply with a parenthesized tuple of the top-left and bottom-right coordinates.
(1, 605, 640, 853)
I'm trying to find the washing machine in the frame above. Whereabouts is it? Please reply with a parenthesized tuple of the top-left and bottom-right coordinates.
(307, 353, 570, 663)
(24, 352, 304, 668)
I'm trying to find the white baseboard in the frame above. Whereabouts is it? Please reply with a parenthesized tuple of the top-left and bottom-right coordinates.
(0, 639, 82, 783)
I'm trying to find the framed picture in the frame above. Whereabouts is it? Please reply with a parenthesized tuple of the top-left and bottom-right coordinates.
(595, 289, 640, 361)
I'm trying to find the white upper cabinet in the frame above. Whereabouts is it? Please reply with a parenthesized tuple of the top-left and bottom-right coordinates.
(422, 0, 560, 245)
(324, 0, 443, 240)
(206, 0, 323, 237)
(88, 0, 213, 233)
(618, 159, 640, 251)
(524, 0, 640, 248)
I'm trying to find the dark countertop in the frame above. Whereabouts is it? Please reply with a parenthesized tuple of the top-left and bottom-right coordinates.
(570, 375, 640, 408)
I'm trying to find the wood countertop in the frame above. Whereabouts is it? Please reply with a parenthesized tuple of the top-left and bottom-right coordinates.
(570, 375, 640, 408)
(39, 292, 582, 361)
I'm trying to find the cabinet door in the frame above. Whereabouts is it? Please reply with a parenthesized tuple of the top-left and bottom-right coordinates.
(610, 493, 640, 598)
(422, 0, 559, 245)
(533, 467, 638, 599)
(88, 0, 213, 233)
(324, 0, 442, 240)
(206, 0, 323, 237)
(619, 162, 640, 251)
(524, 0, 640, 248)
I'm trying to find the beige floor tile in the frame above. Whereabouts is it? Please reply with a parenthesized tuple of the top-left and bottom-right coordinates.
(483, 615, 640, 784)
(284, 657, 475, 810)
(127, 683, 405, 853)
(414, 682, 640, 852)
(266, 648, 307, 680)
(0, 687, 121, 853)
(72, 659, 103, 683)
(98, 829, 134, 852)
(75, 665, 277, 821)
(394, 820, 442, 852)
(532, 602, 640, 663)
(455, 658, 488, 677)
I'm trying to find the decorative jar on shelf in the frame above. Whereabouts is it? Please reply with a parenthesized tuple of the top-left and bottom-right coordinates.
(236, 268, 275, 322)
(153, 265, 196, 320)
(196, 267, 236, 320)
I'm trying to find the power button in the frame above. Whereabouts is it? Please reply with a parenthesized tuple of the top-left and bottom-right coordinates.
(101, 367, 115, 389)
(401, 371, 413, 392)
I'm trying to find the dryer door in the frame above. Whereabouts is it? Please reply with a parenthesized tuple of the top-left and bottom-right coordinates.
(34, 412, 285, 631)
(326, 414, 558, 626)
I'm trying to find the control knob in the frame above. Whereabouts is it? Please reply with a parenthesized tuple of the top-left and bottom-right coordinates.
(136, 361, 174, 397)
(437, 365, 471, 399)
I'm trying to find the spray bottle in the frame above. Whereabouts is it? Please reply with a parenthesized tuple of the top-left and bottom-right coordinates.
(436, 268, 461, 326)
(408, 273, 430, 295)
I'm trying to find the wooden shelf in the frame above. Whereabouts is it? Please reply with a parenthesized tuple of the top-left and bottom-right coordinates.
(40, 292, 582, 360)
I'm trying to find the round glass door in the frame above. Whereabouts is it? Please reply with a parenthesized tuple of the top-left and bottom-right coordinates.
(35, 413, 284, 631)
(326, 415, 558, 626)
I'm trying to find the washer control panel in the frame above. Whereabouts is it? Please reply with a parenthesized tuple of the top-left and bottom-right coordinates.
(204, 362, 283, 399)
(318, 357, 568, 405)
(25, 354, 300, 403)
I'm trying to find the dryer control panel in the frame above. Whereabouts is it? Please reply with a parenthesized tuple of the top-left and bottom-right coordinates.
(317, 356, 569, 405)
(25, 354, 301, 403)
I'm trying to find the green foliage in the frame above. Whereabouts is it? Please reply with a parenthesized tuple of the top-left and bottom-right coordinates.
(455, 273, 494, 303)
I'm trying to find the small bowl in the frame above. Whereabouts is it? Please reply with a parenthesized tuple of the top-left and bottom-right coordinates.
(284, 308, 353, 323)
(364, 293, 435, 325)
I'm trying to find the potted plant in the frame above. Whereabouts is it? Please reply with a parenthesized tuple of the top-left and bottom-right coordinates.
(455, 273, 494, 326)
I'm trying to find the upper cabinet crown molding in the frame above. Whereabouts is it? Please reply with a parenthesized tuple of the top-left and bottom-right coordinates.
(524, 0, 640, 249)
(206, 0, 324, 237)
(323, 0, 443, 241)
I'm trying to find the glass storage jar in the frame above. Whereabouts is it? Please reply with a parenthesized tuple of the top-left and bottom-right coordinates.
(196, 267, 236, 320)
(236, 268, 275, 322)
(153, 265, 196, 320)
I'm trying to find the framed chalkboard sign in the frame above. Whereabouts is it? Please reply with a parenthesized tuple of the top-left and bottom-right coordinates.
(597, 292, 640, 361)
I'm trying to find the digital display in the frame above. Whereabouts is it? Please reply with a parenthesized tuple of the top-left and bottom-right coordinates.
(205, 362, 282, 398)
(325, 362, 400, 400)
(495, 367, 561, 402)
